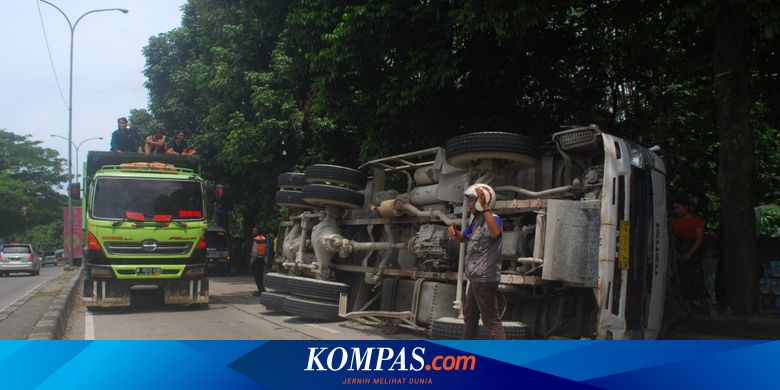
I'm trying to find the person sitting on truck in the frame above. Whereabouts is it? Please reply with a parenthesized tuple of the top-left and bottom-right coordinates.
(144, 124, 167, 155)
(447, 184, 506, 340)
(672, 196, 717, 317)
(110, 117, 140, 154)
(166, 131, 197, 156)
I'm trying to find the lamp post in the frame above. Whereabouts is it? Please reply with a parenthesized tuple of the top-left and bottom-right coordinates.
(51, 135, 103, 179)
(39, 0, 128, 266)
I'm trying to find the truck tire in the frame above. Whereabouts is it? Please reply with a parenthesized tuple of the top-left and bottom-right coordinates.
(260, 291, 288, 311)
(445, 132, 539, 169)
(430, 317, 530, 340)
(275, 190, 312, 209)
(264, 273, 350, 301)
(264, 272, 290, 292)
(302, 184, 364, 209)
(284, 295, 342, 321)
(305, 164, 366, 190)
(277, 172, 308, 190)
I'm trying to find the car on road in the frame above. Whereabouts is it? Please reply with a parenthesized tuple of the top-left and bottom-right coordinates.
(205, 226, 231, 275)
(0, 243, 41, 276)
(42, 250, 58, 267)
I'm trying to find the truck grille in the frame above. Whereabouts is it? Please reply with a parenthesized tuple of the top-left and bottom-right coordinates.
(104, 241, 192, 256)
(553, 126, 601, 151)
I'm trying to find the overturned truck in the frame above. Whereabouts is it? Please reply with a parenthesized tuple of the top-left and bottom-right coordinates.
(264, 126, 669, 339)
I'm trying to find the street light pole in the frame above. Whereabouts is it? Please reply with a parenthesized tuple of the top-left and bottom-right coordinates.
(51, 135, 103, 180)
(39, 0, 128, 266)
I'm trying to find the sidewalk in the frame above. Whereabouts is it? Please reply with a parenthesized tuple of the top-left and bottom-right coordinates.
(0, 268, 82, 340)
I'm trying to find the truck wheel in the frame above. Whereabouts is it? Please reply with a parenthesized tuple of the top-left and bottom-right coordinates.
(277, 172, 308, 190)
(445, 132, 539, 169)
(302, 184, 364, 209)
(430, 317, 530, 340)
(266, 273, 349, 301)
(304, 164, 366, 190)
(275, 190, 313, 209)
(260, 291, 288, 311)
(264, 272, 290, 292)
(284, 295, 342, 321)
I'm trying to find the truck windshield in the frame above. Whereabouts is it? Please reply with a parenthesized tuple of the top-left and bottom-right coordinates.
(92, 177, 204, 220)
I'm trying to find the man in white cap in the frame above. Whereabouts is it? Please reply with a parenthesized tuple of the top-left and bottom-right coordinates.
(447, 183, 506, 339)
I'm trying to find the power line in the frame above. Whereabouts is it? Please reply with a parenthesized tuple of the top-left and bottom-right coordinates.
(36, 0, 68, 109)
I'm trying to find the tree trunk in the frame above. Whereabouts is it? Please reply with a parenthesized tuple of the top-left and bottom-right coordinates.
(713, 0, 758, 314)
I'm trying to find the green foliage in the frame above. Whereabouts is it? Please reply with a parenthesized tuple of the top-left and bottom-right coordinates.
(140, 0, 780, 238)
(12, 220, 64, 252)
(0, 129, 67, 240)
(755, 204, 780, 238)
(128, 108, 156, 137)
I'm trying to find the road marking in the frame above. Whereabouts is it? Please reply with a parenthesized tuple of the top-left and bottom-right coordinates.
(85, 310, 95, 340)
(0, 279, 49, 313)
(306, 323, 341, 334)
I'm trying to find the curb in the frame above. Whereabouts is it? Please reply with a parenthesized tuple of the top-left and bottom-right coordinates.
(28, 268, 84, 340)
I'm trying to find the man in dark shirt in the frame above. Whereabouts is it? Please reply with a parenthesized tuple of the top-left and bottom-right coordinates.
(166, 131, 197, 156)
(109, 117, 140, 153)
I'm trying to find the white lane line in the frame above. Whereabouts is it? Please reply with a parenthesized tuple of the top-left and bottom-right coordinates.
(306, 323, 341, 334)
(0, 279, 50, 313)
(84, 310, 95, 340)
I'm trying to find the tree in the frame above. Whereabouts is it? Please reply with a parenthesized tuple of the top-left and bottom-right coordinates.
(713, 0, 758, 314)
(129, 108, 156, 137)
(140, 1, 780, 310)
(0, 129, 67, 240)
(12, 220, 63, 252)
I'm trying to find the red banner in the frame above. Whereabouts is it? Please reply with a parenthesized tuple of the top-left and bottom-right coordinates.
(62, 207, 83, 258)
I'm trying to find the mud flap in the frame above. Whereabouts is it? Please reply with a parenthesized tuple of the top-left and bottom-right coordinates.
(83, 279, 131, 307)
(83, 278, 209, 306)
(164, 278, 209, 304)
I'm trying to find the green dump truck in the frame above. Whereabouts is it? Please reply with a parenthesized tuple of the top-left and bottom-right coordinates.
(81, 152, 209, 308)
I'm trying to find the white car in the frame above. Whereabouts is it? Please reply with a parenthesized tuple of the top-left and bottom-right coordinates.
(42, 250, 58, 266)
(0, 244, 42, 276)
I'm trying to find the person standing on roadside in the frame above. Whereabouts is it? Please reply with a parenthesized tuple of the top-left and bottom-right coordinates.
(109, 117, 140, 153)
(672, 196, 717, 317)
(447, 183, 506, 340)
(250, 227, 268, 296)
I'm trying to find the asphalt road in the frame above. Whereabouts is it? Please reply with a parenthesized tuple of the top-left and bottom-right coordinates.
(65, 275, 423, 340)
(0, 264, 65, 314)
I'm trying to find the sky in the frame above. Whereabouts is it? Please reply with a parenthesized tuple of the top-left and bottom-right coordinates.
(0, 0, 187, 181)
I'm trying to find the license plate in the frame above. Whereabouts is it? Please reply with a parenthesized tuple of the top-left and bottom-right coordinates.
(136, 267, 161, 275)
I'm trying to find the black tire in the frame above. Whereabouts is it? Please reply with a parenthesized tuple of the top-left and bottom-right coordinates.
(445, 132, 539, 169)
(275, 190, 313, 209)
(277, 172, 308, 190)
(265, 273, 349, 301)
(264, 272, 290, 292)
(302, 184, 364, 209)
(284, 295, 342, 321)
(430, 317, 530, 340)
(260, 291, 288, 311)
(305, 164, 366, 190)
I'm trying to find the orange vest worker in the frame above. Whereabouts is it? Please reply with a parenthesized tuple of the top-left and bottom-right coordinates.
(255, 235, 267, 257)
